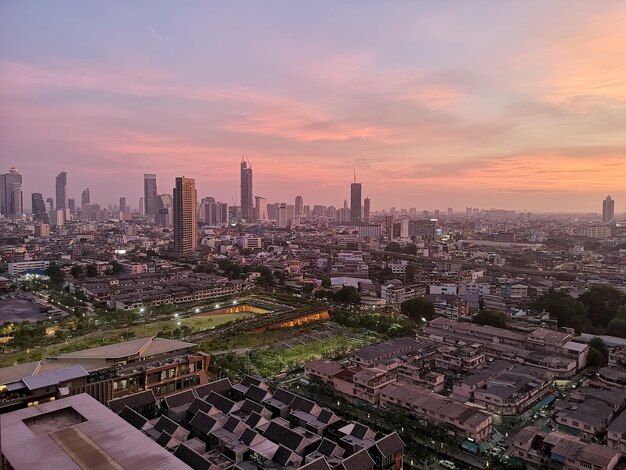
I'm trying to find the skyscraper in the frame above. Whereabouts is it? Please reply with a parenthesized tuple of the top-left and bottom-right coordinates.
(55, 171, 67, 210)
(350, 181, 362, 224)
(31, 193, 48, 223)
(68, 198, 76, 215)
(295, 195, 303, 216)
(603, 195, 615, 222)
(277, 203, 288, 228)
(139, 197, 144, 216)
(240, 157, 253, 221)
(144, 174, 158, 216)
(363, 197, 371, 223)
(173, 177, 197, 257)
(156, 194, 172, 227)
(255, 196, 268, 221)
(199, 197, 216, 224)
(0, 167, 23, 216)
(46, 197, 54, 211)
(81, 188, 90, 208)
(119, 197, 127, 212)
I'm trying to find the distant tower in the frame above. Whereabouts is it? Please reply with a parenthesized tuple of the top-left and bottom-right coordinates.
(277, 203, 288, 228)
(363, 197, 371, 223)
(144, 174, 158, 216)
(603, 195, 615, 222)
(173, 177, 197, 257)
(295, 195, 303, 216)
(240, 157, 253, 221)
(119, 197, 127, 212)
(31, 193, 48, 223)
(81, 188, 90, 208)
(139, 197, 144, 216)
(55, 171, 67, 210)
(46, 197, 54, 211)
(68, 198, 76, 215)
(0, 167, 23, 217)
(255, 196, 268, 221)
(350, 170, 362, 224)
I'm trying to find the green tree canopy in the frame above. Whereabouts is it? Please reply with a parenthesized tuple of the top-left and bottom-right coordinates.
(472, 310, 508, 329)
(44, 264, 65, 289)
(332, 286, 360, 305)
(400, 297, 435, 322)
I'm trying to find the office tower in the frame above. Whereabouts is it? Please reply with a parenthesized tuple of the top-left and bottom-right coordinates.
(139, 197, 144, 216)
(350, 175, 362, 224)
(0, 167, 23, 216)
(240, 157, 253, 221)
(55, 171, 67, 210)
(409, 219, 437, 240)
(434, 209, 440, 219)
(267, 203, 278, 221)
(31, 193, 49, 223)
(34, 223, 49, 237)
(447, 207, 453, 216)
(295, 195, 303, 216)
(50, 208, 65, 227)
(173, 177, 197, 257)
(119, 197, 127, 213)
(255, 196, 268, 221)
(46, 197, 54, 211)
(68, 198, 76, 215)
(277, 203, 288, 228)
(199, 197, 216, 224)
(81, 188, 90, 207)
(603, 195, 615, 222)
(287, 204, 295, 226)
(326, 206, 337, 220)
(303, 205, 310, 216)
(215, 202, 229, 224)
(156, 194, 172, 226)
(144, 174, 158, 216)
(363, 197, 371, 223)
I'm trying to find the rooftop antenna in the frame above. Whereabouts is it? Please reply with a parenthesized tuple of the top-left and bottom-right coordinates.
(354, 168, 356, 183)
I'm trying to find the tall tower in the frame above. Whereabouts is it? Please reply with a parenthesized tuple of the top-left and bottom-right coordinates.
(0, 167, 23, 216)
(350, 170, 362, 224)
(119, 197, 127, 212)
(363, 197, 371, 223)
(144, 174, 158, 216)
(603, 195, 615, 222)
(240, 157, 253, 221)
(295, 195, 303, 216)
(55, 171, 67, 210)
(173, 177, 197, 257)
(81, 188, 90, 208)
(255, 196, 268, 221)
(31, 193, 48, 223)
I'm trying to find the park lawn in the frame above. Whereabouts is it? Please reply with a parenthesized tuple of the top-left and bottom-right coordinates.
(0, 312, 250, 368)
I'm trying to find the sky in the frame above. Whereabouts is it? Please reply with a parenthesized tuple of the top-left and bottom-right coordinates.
(1, 1, 626, 213)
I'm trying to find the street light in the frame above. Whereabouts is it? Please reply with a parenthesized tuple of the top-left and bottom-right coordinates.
(194, 308, 200, 314)
(139, 307, 145, 313)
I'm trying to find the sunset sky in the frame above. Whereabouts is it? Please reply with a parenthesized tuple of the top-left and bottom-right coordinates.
(1, 1, 625, 213)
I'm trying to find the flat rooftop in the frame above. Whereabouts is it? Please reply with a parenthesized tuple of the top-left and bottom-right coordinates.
(0, 393, 191, 470)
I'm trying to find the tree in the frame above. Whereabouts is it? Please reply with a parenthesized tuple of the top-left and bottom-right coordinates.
(405, 263, 418, 283)
(403, 244, 418, 255)
(86, 264, 99, 277)
(110, 261, 124, 275)
(321, 276, 331, 289)
(400, 297, 435, 322)
(45, 264, 65, 289)
(384, 242, 403, 253)
(534, 290, 588, 333)
(70, 265, 83, 278)
(301, 283, 314, 296)
(579, 286, 626, 329)
(472, 310, 508, 329)
(588, 337, 609, 367)
(332, 286, 361, 305)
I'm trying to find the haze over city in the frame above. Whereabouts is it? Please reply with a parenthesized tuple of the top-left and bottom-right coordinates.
(1, 1, 625, 212)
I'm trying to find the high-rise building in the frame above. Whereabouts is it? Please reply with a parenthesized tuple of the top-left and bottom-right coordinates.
(173, 177, 197, 257)
(139, 197, 144, 216)
(55, 172, 67, 210)
(603, 195, 615, 222)
(81, 188, 90, 208)
(144, 174, 158, 216)
(295, 195, 303, 216)
(255, 196, 268, 221)
(350, 182, 362, 224)
(46, 197, 54, 211)
(363, 197, 371, 223)
(0, 167, 23, 216)
(68, 198, 76, 215)
(215, 202, 229, 224)
(287, 204, 295, 226)
(240, 158, 253, 221)
(199, 197, 216, 224)
(155, 194, 172, 227)
(277, 203, 288, 228)
(31, 193, 48, 223)
(119, 197, 127, 213)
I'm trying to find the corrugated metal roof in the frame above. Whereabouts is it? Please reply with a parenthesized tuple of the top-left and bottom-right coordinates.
(22, 365, 89, 390)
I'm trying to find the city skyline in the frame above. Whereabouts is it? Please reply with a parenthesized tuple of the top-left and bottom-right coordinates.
(2, 2, 626, 212)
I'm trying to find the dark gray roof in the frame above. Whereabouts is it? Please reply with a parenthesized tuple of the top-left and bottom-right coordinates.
(206, 391, 236, 414)
(375, 432, 405, 458)
(118, 406, 148, 430)
(108, 389, 157, 413)
(240, 375, 263, 387)
(338, 449, 374, 470)
(245, 411, 263, 428)
(241, 399, 264, 415)
(21, 365, 88, 391)
(271, 388, 296, 405)
(156, 430, 173, 447)
(317, 438, 340, 457)
(245, 384, 269, 403)
(187, 398, 213, 417)
(274, 445, 295, 466)
(301, 457, 332, 470)
(194, 378, 233, 399)
(351, 423, 370, 439)
(174, 444, 211, 470)
(154, 415, 179, 435)
(318, 409, 334, 424)
(291, 396, 316, 413)
(223, 416, 244, 433)
(164, 389, 196, 409)
(240, 428, 259, 445)
(264, 422, 303, 451)
(189, 411, 219, 434)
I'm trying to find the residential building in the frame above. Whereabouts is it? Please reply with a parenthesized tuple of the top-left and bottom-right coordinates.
(173, 176, 197, 257)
